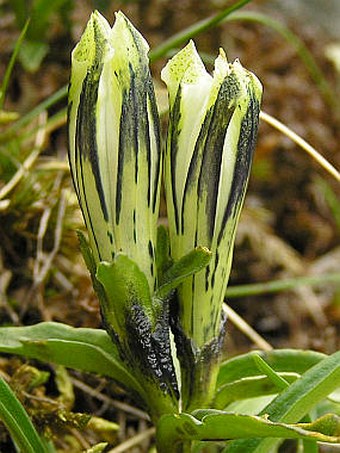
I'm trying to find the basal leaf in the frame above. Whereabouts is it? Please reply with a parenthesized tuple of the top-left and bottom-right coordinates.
(156, 411, 340, 453)
(0, 322, 144, 396)
(223, 351, 340, 452)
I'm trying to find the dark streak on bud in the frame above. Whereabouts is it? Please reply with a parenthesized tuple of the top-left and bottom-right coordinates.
(75, 70, 108, 260)
(107, 230, 114, 244)
(116, 58, 159, 227)
(205, 266, 210, 292)
(217, 91, 260, 245)
(148, 240, 154, 259)
(170, 295, 227, 409)
(198, 76, 237, 242)
(125, 302, 179, 398)
(169, 87, 182, 235)
(133, 209, 137, 243)
(180, 74, 239, 241)
(191, 276, 195, 333)
(147, 83, 162, 213)
(77, 69, 110, 221)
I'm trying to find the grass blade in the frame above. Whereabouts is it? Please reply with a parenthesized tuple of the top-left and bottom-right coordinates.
(217, 349, 325, 388)
(0, 20, 30, 109)
(149, 0, 251, 62)
(225, 11, 336, 111)
(225, 272, 340, 298)
(0, 375, 48, 453)
(223, 351, 340, 452)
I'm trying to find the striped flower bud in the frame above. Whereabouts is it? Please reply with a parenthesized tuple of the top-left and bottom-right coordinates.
(68, 11, 161, 294)
(162, 41, 262, 351)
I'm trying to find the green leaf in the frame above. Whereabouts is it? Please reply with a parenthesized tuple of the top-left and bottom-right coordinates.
(215, 373, 299, 409)
(96, 255, 154, 336)
(0, 19, 30, 109)
(97, 257, 180, 417)
(19, 40, 49, 72)
(155, 246, 212, 298)
(149, 0, 251, 62)
(215, 349, 329, 410)
(223, 351, 340, 452)
(156, 411, 340, 453)
(252, 353, 290, 390)
(0, 322, 144, 396)
(0, 375, 48, 453)
(217, 349, 326, 389)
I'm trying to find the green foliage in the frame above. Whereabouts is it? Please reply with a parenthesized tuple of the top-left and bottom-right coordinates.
(155, 246, 212, 299)
(223, 351, 340, 452)
(156, 412, 339, 453)
(1, 0, 339, 451)
(0, 375, 48, 453)
(0, 326, 339, 451)
(9, 0, 74, 71)
(0, 322, 139, 390)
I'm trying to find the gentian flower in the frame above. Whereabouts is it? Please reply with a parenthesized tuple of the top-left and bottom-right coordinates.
(162, 41, 262, 407)
(68, 12, 179, 418)
(68, 11, 161, 294)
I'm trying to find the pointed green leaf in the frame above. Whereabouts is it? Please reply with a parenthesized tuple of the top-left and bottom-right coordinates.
(217, 349, 326, 389)
(156, 411, 340, 453)
(215, 373, 299, 409)
(0, 375, 47, 453)
(223, 351, 340, 452)
(215, 349, 328, 410)
(96, 256, 179, 414)
(155, 246, 212, 298)
(0, 322, 144, 397)
(96, 255, 154, 337)
(252, 353, 290, 390)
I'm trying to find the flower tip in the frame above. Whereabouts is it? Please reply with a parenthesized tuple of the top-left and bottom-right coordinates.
(161, 39, 208, 88)
(218, 47, 228, 61)
(72, 10, 110, 64)
(111, 10, 150, 56)
(89, 10, 111, 37)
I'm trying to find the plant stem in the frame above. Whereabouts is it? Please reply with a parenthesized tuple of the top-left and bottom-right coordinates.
(225, 272, 340, 298)
(181, 346, 222, 413)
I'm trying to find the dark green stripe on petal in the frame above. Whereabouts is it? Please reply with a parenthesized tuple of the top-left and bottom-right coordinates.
(168, 87, 182, 235)
(217, 88, 261, 245)
(162, 42, 262, 350)
(76, 68, 109, 222)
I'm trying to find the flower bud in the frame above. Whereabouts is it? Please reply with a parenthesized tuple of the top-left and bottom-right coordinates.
(162, 41, 262, 350)
(68, 11, 161, 293)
